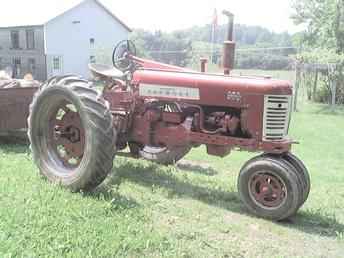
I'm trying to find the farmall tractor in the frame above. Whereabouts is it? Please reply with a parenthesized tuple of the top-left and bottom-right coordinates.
(28, 12, 310, 221)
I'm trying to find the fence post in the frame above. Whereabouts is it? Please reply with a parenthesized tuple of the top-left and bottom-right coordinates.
(312, 68, 319, 101)
(331, 80, 337, 108)
(294, 62, 301, 112)
(328, 63, 337, 109)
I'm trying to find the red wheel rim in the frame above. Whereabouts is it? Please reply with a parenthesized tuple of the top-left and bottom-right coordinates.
(249, 172, 287, 208)
(48, 101, 85, 168)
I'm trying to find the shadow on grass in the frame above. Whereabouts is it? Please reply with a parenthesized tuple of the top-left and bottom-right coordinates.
(176, 160, 219, 176)
(0, 141, 30, 154)
(88, 189, 139, 211)
(100, 162, 242, 212)
(283, 209, 344, 238)
(301, 102, 344, 116)
(98, 161, 344, 239)
(315, 105, 344, 116)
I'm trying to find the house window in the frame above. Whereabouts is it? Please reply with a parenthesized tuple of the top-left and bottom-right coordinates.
(90, 56, 96, 64)
(11, 31, 20, 49)
(53, 57, 60, 70)
(28, 58, 36, 73)
(13, 57, 21, 78)
(13, 57, 21, 66)
(90, 38, 95, 46)
(26, 29, 35, 49)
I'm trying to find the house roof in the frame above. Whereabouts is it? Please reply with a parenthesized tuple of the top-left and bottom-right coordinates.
(0, 0, 131, 31)
(94, 0, 132, 32)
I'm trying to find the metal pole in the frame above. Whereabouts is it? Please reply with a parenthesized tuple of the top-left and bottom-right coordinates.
(294, 62, 301, 112)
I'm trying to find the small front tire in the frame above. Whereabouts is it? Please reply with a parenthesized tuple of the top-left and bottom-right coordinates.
(238, 156, 302, 221)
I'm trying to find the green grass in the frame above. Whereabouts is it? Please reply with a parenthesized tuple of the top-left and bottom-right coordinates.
(1, 101, 344, 257)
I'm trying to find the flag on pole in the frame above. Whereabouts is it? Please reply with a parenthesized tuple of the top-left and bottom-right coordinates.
(213, 8, 218, 27)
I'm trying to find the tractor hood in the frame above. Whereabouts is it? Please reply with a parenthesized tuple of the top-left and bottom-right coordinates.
(133, 69, 293, 106)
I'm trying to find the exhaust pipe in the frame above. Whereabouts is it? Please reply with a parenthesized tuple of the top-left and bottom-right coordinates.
(222, 10, 236, 75)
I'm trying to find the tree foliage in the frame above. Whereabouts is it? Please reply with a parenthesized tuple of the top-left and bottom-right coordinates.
(130, 24, 294, 69)
(291, 0, 344, 54)
(176, 24, 293, 48)
(130, 30, 192, 67)
(291, 0, 344, 104)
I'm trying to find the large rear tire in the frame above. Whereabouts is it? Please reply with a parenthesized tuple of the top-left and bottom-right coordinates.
(28, 76, 116, 191)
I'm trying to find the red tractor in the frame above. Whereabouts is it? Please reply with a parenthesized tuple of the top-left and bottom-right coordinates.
(28, 12, 310, 221)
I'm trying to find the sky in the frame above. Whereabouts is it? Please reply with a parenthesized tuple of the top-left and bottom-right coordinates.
(0, 0, 301, 33)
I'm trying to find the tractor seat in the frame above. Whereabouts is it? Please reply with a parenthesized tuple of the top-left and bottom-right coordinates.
(88, 63, 124, 80)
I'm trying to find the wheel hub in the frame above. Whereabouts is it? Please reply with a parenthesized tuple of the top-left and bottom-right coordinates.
(250, 173, 286, 208)
(49, 103, 85, 167)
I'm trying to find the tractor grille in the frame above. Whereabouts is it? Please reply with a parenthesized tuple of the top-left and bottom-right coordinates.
(263, 95, 292, 141)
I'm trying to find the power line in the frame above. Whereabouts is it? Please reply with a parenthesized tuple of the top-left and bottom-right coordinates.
(236, 46, 296, 52)
(146, 46, 297, 54)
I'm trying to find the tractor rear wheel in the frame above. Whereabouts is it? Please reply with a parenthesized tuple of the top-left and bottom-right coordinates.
(139, 145, 191, 165)
(238, 155, 303, 221)
(28, 76, 116, 192)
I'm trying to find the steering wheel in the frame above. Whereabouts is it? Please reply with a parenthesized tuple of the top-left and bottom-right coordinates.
(112, 40, 137, 72)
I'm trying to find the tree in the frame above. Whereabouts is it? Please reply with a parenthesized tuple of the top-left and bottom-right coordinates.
(291, 0, 344, 105)
(291, 0, 344, 54)
(130, 29, 192, 67)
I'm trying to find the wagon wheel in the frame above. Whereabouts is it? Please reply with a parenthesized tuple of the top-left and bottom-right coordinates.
(28, 76, 116, 191)
(238, 155, 303, 221)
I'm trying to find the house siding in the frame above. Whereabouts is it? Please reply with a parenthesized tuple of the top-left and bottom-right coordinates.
(45, 0, 130, 79)
(0, 26, 46, 81)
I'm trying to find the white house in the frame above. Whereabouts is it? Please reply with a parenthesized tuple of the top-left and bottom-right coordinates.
(45, 0, 131, 78)
(0, 0, 131, 80)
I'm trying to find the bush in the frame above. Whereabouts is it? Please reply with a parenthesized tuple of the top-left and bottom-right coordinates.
(315, 85, 331, 103)
(314, 79, 344, 105)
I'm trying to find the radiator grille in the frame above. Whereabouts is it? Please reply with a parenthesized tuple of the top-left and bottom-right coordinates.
(263, 95, 292, 141)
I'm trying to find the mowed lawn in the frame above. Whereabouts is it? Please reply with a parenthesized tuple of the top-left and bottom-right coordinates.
(1, 101, 344, 257)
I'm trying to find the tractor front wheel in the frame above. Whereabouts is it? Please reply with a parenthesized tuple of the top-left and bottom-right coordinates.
(238, 155, 303, 221)
(282, 152, 310, 207)
(28, 76, 116, 191)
